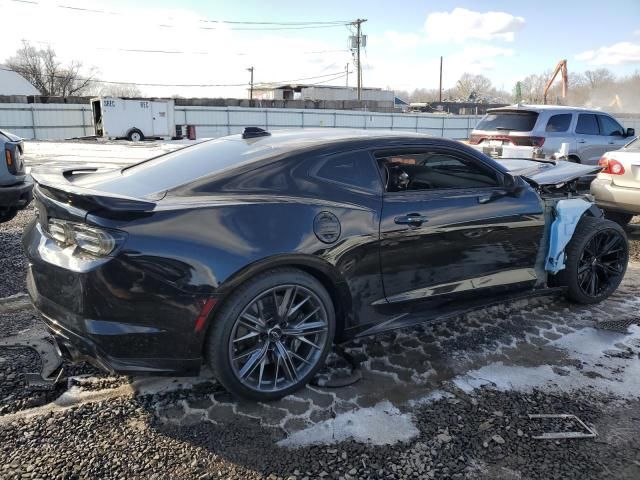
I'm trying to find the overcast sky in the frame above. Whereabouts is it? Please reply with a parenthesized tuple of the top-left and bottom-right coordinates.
(2, 0, 639, 97)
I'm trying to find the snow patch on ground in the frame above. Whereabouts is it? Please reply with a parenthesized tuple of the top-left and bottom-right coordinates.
(408, 389, 454, 407)
(278, 400, 419, 448)
(455, 325, 640, 398)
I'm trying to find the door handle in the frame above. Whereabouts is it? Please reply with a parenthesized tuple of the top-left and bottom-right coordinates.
(577, 139, 586, 144)
(394, 213, 428, 226)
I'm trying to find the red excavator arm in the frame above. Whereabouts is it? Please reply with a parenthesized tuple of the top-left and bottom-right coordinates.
(543, 60, 568, 104)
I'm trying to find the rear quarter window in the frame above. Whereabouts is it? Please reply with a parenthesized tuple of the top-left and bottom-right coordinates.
(313, 150, 380, 191)
(545, 114, 572, 132)
(475, 111, 539, 132)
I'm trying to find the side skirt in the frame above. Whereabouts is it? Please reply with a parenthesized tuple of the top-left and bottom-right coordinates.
(342, 286, 566, 340)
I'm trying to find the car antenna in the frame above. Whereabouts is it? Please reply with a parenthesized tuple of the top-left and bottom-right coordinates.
(242, 127, 271, 139)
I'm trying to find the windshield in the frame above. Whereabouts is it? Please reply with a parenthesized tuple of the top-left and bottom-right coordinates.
(476, 111, 539, 132)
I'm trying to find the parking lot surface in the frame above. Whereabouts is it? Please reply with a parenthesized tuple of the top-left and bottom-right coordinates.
(1, 141, 639, 479)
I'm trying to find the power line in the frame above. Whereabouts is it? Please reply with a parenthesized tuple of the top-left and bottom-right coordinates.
(21, 38, 349, 57)
(0, 66, 349, 88)
(8, 1, 350, 30)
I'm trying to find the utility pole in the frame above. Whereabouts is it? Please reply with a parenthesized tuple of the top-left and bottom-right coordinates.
(247, 66, 254, 100)
(345, 63, 349, 87)
(351, 18, 367, 101)
(439, 56, 443, 103)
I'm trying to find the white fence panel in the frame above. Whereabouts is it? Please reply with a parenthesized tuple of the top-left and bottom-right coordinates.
(0, 103, 638, 141)
(266, 111, 299, 127)
(365, 114, 393, 129)
(302, 112, 335, 127)
(335, 112, 365, 128)
(392, 115, 418, 129)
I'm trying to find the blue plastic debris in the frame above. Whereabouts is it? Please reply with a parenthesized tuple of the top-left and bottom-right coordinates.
(545, 198, 592, 274)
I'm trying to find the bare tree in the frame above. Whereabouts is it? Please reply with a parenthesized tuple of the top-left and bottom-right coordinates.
(5, 41, 96, 97)
(86, 82, 142, 97)
(519, 72, 548, 104)
(454, 73, 493, 101)
(584, 68, 615, 89)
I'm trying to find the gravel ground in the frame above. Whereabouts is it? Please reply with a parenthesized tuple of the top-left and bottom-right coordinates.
(0, 206, 34, 298)
(0, 388, 638, 479)
(0, 310, 39, 337)
(2, 181, 640, 479)
(627, 223, 640, 263)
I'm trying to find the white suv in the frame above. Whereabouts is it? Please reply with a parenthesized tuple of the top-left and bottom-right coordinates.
(470, 105, 635, 164)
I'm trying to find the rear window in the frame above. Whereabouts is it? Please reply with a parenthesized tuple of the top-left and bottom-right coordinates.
(475, 111, 539, 132)
(545, 114, 572, 132)
(120, 138, 282, 196)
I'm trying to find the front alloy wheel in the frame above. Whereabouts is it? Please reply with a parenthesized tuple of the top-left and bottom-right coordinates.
(561, 216, 628, 304)
(576, 229, 626, 298)
(207, 268, 335, 400)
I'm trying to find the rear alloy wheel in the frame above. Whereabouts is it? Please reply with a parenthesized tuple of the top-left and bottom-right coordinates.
(560, 216, 628, 304)
(603, 210, 633, 227)
(207, 268, 335, 400)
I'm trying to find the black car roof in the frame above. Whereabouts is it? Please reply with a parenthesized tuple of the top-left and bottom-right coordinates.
(71, 129, 504, 200)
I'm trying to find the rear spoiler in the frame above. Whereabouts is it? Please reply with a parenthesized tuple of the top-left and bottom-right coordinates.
(31, 168, 157, 213)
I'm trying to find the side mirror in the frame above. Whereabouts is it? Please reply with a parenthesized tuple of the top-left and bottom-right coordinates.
(627, 128, 635, 138)
(503, 173, 524, 196)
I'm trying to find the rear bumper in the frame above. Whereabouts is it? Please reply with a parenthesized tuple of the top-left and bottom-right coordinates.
(23, 221, 211, 376)
(29, 283, 202, 375)
(591, 177, 640, 215)
(0, 177, 33, 209)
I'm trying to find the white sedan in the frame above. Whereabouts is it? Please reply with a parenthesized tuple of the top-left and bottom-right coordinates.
(591, 136, 640, 226)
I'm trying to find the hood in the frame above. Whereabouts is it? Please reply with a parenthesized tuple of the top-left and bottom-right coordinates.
(496, 159, 601, 186)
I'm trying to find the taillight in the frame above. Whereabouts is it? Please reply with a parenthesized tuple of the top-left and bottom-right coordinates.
(598, 156, 625, 175)
(46, 218, 126, 256)
(468, 135, 481, 145)
(510, 136, 545, 147)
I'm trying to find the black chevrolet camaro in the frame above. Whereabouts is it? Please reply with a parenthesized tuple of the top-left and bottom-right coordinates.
(24, 128, 628, 400)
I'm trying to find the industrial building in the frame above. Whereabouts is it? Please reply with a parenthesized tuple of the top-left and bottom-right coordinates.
(252, 84, 395, 105)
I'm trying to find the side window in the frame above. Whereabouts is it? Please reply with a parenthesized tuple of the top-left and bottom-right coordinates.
(375, 150, 499, 193)
(575, 114, 600, 135)
(598, 115, 624, 136)
(545, 114, 572, 132)
(314, 150, 379, 191)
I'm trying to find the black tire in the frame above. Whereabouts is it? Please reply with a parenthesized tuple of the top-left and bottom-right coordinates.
(127, 128, 144, 142)
(0, 207, 18, 224)
(558, 216, 628, 304)
(206, 268, 335, 401)
(603, 210, 633, 227)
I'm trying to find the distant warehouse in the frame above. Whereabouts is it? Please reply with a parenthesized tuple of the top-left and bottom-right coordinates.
(252, 84, 395, 108)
